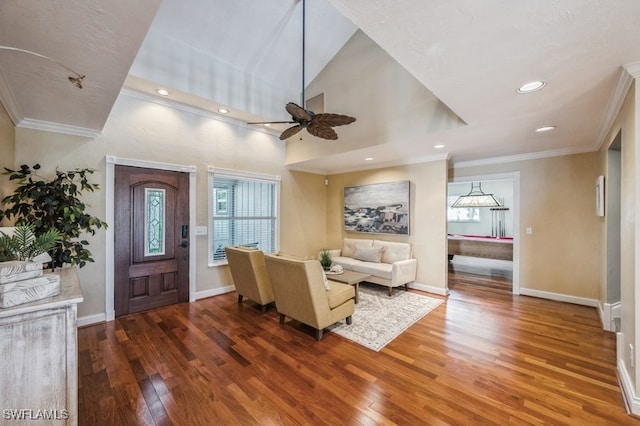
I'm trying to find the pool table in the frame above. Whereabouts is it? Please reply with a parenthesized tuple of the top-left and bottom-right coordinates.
(448, 234, 513, 261)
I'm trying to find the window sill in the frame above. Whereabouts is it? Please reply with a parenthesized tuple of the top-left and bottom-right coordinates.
(209, 260, 229, 268)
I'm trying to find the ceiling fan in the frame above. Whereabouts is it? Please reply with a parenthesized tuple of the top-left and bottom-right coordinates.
(248, 0, 356, 141)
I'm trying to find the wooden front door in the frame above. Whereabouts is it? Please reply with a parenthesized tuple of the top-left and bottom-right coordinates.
(114, 166, 189, 317)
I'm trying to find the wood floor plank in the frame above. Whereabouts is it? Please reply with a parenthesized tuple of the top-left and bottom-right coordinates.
(78, 261, 639, 425)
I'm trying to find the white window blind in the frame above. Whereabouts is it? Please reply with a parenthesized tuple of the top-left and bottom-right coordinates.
(209, 168, 280, 264)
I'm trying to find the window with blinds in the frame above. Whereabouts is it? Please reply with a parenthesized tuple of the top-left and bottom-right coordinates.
(208, 168, 280, 264)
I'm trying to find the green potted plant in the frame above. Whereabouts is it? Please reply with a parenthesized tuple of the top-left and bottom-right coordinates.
(0, 164, 108, 268)
(319, 249, 332, 270)
(0, 224, 61, 262)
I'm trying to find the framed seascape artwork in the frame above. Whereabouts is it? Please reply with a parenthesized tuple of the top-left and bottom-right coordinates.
(344, 181, 410, 234)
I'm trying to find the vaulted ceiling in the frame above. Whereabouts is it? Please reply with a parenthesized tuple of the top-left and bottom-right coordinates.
(1, 0, 640, 173)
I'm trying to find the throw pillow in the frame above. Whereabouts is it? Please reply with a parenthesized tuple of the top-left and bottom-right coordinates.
(342, 238, 371, 258)
(375, 241, 411, 264)
(353, 245, 384, 263)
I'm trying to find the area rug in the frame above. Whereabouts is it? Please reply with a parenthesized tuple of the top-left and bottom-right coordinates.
(329, 284, 445, 352)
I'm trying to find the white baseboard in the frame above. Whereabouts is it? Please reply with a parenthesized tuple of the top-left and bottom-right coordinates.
(618, 354, 640, 415)
(77, 313, 107, 327)
(78, 287, 234, 327)
(410, 282, 449, 296)
(193, 285, 235, 301)
(599, 301, 621, 331)
(519, 287, 599, 307)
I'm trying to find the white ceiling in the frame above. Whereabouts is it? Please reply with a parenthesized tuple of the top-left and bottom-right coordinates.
(1, 0, 640, 173)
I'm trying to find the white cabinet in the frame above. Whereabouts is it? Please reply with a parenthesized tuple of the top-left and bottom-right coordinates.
(0, 268, 83, 425)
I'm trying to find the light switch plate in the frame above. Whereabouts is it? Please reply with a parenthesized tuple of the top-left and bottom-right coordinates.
(195, 226, 208, 236)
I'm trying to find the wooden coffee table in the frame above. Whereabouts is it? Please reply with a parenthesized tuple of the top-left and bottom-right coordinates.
(326, 270, 370, 303)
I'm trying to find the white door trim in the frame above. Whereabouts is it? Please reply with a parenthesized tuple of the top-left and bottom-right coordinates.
(105, 155, 197, 321)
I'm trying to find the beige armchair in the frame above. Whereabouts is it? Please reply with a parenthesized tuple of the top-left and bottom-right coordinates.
(264, 253, 355, 341)
(225, 246, 274, 313)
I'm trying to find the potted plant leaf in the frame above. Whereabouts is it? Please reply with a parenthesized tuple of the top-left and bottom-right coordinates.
(0, 224, 61, 262)
(0, 164, 108, 268)
(319, 249, 332, 271)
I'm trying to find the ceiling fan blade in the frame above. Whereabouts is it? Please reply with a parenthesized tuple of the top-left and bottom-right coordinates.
(307, 123, 338, 140)
(311, 113, 356, 127)
(286, 102, 312, 122)
(279, 124, 304, 140)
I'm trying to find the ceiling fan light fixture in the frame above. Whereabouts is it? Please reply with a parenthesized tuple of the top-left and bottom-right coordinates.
(451, 182, 501, 208)
(247, 0, 355, 141)
(68, 75, 85, 89)
(517, 80, 546, 93)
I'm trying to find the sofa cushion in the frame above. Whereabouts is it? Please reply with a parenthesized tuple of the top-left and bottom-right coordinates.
(342, 238, 372, 258)
(374, 240, 411, 264)
(351, 261, 393, 280)
(353, 245, 384, 263)
(330, 256, 360, 270)
(326, 281, 356, 309)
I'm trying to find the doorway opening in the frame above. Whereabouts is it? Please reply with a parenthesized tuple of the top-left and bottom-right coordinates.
(447, 173, 520, 296)
(604, 131, 621, 331)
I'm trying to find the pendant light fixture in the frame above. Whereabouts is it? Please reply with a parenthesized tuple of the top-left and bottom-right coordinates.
(451, 182, 501, 208)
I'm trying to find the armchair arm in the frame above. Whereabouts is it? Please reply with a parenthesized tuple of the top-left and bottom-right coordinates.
(391, 258, 417, 286)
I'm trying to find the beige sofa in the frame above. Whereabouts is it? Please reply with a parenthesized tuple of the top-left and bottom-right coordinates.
(327, 238, 417, 296)
(264, 253, 355, 341)
(225, 246, 274, 313)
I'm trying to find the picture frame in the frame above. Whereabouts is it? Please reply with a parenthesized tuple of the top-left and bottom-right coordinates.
(344, 181, 410, 234)
(596, 175, 605, 217)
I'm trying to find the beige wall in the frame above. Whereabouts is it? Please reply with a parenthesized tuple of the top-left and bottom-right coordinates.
(0, 103, 15, 212)
(325, 161, 449, 291)
(599, 82, 637, 388)
(450, 153, 601, 299)
(10, 93, 326, 319)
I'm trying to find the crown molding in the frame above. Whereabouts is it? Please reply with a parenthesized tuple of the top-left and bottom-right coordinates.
(290, 152, 451, 176)
(592, 61, 640, 151)
(17, 117, 101, 139)
(452, 145, 595, 169)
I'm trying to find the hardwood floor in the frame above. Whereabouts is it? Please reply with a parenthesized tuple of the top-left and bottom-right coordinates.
(79, 266, 637, 425)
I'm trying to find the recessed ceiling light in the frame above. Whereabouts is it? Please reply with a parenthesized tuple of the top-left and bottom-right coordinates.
(517, 81, 546, 93)
(434, 144, 445, 149)
(263, 123, 272, 127)
(535, 125, 556, 133)
(218, 108, 229, 114)
(155, 88, 170, 96)
(364, 157, 374, 161)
